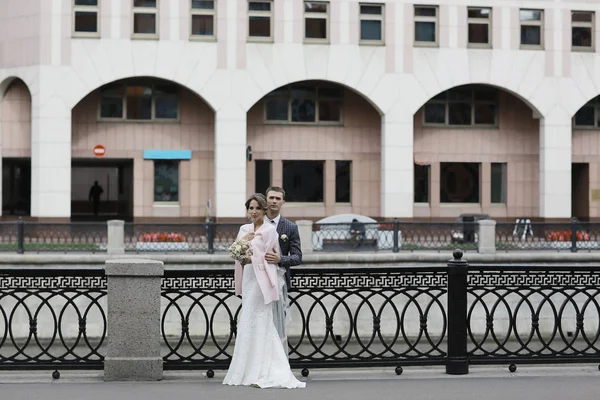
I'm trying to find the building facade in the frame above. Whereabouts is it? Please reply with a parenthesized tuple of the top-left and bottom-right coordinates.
(0, 0, 598, 221)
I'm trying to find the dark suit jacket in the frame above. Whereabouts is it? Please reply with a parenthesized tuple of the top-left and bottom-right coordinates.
(275, 216, 302, 289)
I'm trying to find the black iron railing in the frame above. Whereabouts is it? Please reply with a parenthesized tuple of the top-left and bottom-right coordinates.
(5, 217, 600, 253)
(0, 269, 107, 370)
(3, 254, 600, 374)
(312, 221, 479, 253)
(496, 219, 600, 252)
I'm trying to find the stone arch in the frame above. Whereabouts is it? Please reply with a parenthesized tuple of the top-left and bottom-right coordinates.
(411, 82, 545, 119)
(246, 79, 383, 218)
(244, 77, 385, 116)
(0, 76, 33, 217)
(68, 73, 217, 113)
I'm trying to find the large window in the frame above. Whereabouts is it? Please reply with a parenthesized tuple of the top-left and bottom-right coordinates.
(520, 9, 543, 49)
(154, 160, 179, 202)
(191, 0, 216, 39)
(248, 1, 273, 41)
(264, 83, 343, 124)
(359, 4, 384, 44)
(283, 161, 324, 202)
(133, 0, 158, 38)
(441, 163, 480, 203)
(572, 11, 594, 51)
(491, 163, 507, 204)
(414, 6, 438, 46)
(255, 160, 272, 194)
(423, 86, 498, 127)
(73, 0, 100, 37)
(414, 164, 430, 203)
(99, 82, 179, 121)
(573, 96, 600, 127)
(304, 1, 329, 42)
(467, 7, 491, 47)
(335, 161, 351, 203)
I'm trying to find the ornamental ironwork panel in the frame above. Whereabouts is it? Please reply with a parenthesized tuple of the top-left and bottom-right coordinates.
(161, 267, 448, 370)
(0, 270, 107, 370)
(467, 267, 600, 363)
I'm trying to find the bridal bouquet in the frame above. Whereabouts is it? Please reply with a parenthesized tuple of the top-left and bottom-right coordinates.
(228, 239, 253, 263)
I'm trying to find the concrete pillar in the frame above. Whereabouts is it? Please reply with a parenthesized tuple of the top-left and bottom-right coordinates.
(540, 111, 572, 218)
(107, 220, 125, 254)
(381, 109, 414, 218)
(31, 71, 72, 218)
(477, 219, 496, 254)
(296, 220, 313, 254)
(104, 259, 164, 381)
(215, 105, 247, 218)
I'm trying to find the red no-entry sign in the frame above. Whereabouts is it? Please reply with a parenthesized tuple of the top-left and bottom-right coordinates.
(93, 145, 106, 157)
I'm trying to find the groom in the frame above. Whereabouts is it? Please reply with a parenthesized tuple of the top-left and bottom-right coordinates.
(263, 186, 302, 289)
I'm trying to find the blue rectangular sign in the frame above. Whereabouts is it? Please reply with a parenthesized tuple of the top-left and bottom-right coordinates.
(143, 150, 192, 160)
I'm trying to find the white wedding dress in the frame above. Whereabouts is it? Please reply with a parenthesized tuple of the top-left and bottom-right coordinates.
(223, 262, 305, 389)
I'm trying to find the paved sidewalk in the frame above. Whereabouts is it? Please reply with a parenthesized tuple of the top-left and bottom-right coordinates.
(1, 365, 599, 400)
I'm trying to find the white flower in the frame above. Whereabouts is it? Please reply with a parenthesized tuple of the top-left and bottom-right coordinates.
(280, 234, 288, 242)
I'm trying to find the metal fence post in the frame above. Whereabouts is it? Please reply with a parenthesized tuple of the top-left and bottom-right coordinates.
(17, 217, 24, 254)
(570, 217, 578, 253)
(392, 218, 399, 253)
(206, 221, 214, 254)
(446, 249, 469, 375)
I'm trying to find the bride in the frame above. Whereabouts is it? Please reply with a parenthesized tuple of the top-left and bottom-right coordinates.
(223, 193, 306, 389)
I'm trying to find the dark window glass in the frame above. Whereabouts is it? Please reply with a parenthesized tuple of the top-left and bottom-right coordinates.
(440, 163, 480, 203)
(154, 160, 179, 202)
(265, 99, 288, 121)
(133, 13, 156, 34)
(335, 161, 351, 203)
(155, 97, 178, 119)
(192, 15, 214, 36)
(249, 16, 271, 37)
(283, 161, 324, 202)
(574, 106, 595, 126)
(126, 86, 152, 120)
(192, 0, 214, 9)
(424, 104, 445, 124)
(474, 104, 496, 125)
(100, 96, 123, 118)
(521, 26, 541, 45)
(414, 164, 430, 203)
(468, 23, 489, 44)
(415, 7, 436, 17)
(74, 11, 98, 32)
(249, 2, 271, 11)
(75, 0, 98, 5)
(360, 5, 382, 15)
(305, 18, 327, 39)
(415, 22, 436, 42)
(305, 2, 327, 13)
(468, 8, 490, 19)
(134, 0, 157, 7)
(255, 160, 272, 194)
(572, 27, 592, 47)
(491, 163, 507, 203)
(318, 100, 341, 122)
(291, 99, 316, 122)
(448, 103, 472, 125)
(360, 20, 382, 41)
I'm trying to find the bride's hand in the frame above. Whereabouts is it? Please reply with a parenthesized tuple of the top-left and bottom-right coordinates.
(242, 233, 255, 241)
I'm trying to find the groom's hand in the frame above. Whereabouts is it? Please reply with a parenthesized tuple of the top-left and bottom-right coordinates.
(265, 248, 281, 264)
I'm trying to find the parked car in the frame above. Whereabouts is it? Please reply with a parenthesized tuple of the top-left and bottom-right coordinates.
(451, 213, 490, 243)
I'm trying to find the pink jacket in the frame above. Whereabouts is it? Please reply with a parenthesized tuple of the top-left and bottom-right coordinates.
(234, 222, 280, 304)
